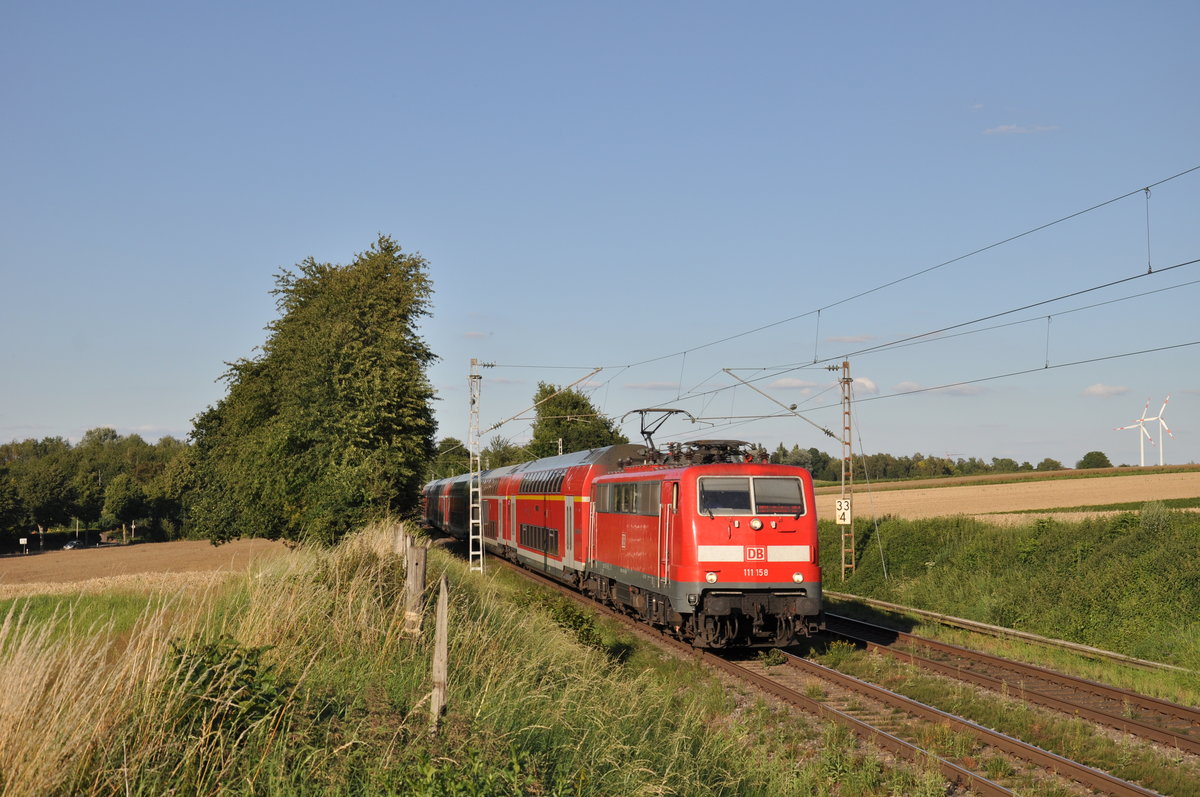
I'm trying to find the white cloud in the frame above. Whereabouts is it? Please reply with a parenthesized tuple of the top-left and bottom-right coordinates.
(853, 377, 879, 395)
(1082, 383, 1129, 398)
(624, 382, 679, 391)
(984, 124, 1059, 135)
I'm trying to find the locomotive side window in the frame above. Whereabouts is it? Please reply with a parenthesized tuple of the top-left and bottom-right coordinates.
(597, 481, 661, 516)
(637, 482, 660, 515)
(753, 477, 805, 516)
(698, 477, 751, 515)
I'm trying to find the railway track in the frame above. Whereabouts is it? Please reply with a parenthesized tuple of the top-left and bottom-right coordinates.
(825, 612, 1200, 758)
(489, 555, 1163, 796)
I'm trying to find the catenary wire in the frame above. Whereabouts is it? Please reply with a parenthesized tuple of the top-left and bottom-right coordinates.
(605, 165, 1200, 371)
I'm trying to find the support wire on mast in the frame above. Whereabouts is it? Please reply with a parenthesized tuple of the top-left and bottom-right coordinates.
(468, 358, 492, 574)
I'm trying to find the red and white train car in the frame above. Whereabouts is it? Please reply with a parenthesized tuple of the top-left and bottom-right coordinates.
(422, 440, 823, 648)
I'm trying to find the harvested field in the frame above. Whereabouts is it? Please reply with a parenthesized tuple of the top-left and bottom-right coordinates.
(0, 538, 289, 599)
(814, 470, 1200, 521)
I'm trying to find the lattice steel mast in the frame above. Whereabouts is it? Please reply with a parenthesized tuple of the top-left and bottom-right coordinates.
(839, 360, 855, 579)
(467, 359, 489, 573)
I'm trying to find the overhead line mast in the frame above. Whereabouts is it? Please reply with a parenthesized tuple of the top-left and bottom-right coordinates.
(826, 361, 855, 580)
(468, 359, 492, 573)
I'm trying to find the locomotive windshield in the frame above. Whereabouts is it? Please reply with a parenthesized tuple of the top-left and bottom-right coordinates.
(698, 476, 805, 516)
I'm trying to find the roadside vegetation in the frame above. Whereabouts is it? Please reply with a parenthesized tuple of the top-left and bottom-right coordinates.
(1, 523, 953, 797)
(820, 502, 1200, 676)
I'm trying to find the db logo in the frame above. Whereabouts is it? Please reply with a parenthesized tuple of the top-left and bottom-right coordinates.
(745, 546, 766, 561)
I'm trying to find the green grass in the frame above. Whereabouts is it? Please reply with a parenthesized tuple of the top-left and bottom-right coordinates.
(0, 592, 165, 643)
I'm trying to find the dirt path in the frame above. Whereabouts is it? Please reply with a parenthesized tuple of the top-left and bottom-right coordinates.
(0, 539, 290, 599)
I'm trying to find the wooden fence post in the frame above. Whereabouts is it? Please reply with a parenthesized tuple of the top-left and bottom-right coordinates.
(404, 541, 427, 636)
(393, 523, 409, 562)
(430, 573, 449, 733)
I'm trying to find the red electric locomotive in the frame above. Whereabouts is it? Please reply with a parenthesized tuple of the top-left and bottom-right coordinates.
(422, 440, 824, 648)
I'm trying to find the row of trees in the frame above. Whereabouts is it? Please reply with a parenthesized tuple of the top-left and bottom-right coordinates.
(769, 443, 1114, 482)
(0, 429, 189, 546)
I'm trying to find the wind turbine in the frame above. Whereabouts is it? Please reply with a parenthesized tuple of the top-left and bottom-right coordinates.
(1115, 399, 1154, 467)
(1144, 395, 1175, 466)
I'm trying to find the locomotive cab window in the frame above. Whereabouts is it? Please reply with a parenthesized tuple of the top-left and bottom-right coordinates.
(753, 477, 805, 516)
(697, 476, 805, 516)
(698, 477, 751, 515)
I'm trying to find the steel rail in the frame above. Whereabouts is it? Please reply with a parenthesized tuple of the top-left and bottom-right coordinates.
(827, 613, 1200, 754)
(782, 652, 1162, 797)
(825, 591, 1190, 673)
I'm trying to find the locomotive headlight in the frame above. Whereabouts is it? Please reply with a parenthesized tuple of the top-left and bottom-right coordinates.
(705, 571, 718, 583)
(749, 518, 763, 530)
(792, 572, 804, 583)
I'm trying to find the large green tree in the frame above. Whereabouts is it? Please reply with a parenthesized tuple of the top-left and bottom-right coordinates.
(1076, 450, 1113, 469)
(14, 457, 72, 542)
(526, 382, 626, 459)
(428, 437, 469, 480)
(0, 470, 22, 544)
(189, 236, 438, 544)
(483, 435, 527, 468)
(102, 472, 146, 543)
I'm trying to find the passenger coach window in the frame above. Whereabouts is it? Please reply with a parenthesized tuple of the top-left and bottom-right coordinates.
(753, 477, 805, 516)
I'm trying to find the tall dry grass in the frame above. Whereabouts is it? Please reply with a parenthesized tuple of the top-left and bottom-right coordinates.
(0, 589, 205, 793)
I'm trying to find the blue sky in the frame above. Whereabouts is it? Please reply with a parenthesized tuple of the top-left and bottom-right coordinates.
(3, 1, 1197, 467)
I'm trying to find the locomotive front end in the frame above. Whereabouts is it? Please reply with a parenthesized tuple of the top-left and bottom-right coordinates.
(680, 466, 824, 647)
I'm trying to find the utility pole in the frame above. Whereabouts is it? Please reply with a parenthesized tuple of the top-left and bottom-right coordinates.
(468, 359, 489, 574)
(837, 360, 855, 579)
